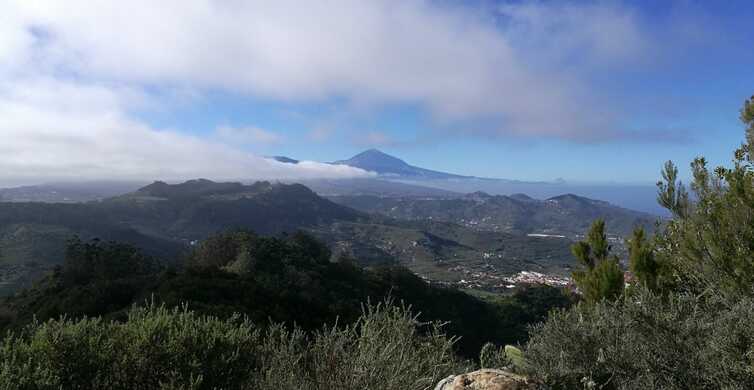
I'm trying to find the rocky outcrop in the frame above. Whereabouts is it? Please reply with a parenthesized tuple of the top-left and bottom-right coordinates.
(434, 369, 542, 390)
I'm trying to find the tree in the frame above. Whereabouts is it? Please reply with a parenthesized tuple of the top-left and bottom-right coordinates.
(62, 237, 160, 285)
(628, 227, 668, 293)
(571, 219, 624, 303)
(653, 96, 754, 299)
(187, 230, 258, 270)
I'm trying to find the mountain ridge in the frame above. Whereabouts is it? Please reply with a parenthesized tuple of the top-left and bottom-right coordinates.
(328, 191, 656, 238)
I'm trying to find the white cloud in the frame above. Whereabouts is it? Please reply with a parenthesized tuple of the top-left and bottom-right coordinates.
(4, 0, 661, 140)
(215, 125, 283, 146)
(0, 77, 373, 186)
(498, 2, 648, 67)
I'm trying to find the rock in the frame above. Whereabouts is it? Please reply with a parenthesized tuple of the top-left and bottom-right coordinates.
(434, 369, 542, 390)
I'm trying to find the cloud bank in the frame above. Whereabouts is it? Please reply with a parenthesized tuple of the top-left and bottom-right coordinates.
(0, 77, 372, 185)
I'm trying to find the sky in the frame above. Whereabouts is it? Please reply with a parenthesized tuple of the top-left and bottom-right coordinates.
(1, 0, 753, 186)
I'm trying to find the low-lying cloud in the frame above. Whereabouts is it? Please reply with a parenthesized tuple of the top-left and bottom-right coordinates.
(0, 78, 373, 186)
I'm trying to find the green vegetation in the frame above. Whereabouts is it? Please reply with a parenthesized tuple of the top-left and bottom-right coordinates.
(0, 301, 466, 390)
(0, 231, 572, 360)
(570, 219, 624, 304)
(479, 342, 509, 369)
(523, 95, 754, 389)
(627, 226, 670, 293)
(526, 289, 754, 389)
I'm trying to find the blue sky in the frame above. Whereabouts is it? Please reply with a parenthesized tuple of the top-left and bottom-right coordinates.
(2, 1, 753, 185)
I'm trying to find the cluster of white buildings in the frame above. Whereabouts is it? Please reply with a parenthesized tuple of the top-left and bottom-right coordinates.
(445, 264, 572, 291)
(501, 271, 571, 288)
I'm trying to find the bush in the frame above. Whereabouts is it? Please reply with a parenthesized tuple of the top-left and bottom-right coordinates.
(524, 288, 754, 389)
(0, 300, 466, 390)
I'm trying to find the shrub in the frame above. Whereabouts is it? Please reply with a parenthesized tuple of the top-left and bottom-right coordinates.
(524, 288, 754, 389)
(0, 300, 466, 390)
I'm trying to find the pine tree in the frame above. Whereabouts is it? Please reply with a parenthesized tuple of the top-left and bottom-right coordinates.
(627, 227, 666, 292)
(571, 219, 624, 303)
(654, 95, 754, 299)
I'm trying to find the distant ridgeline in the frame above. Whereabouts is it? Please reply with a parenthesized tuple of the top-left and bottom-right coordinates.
(328, 191, 656, 238)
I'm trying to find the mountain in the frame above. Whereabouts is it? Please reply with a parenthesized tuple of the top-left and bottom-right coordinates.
(0, 180, 575, 296)
(99, 180, 365, 239)
(334, 149, 471, 179)
(328, 191, 657, 238)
